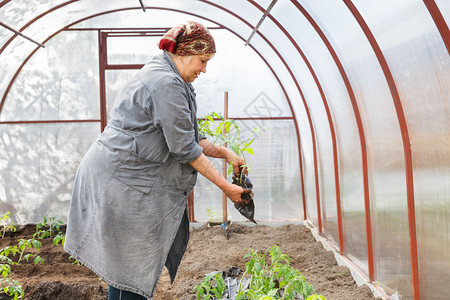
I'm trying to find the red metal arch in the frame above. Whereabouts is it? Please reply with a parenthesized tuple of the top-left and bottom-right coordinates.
(241, 0, 324, 232)
(423, 0, 450, 55)
(2, 3, 440, 298)
(343, 1, 420, 299)
(290, 0, 374, 282)
(250, 0, 343, 241)
(0, 0, 78, 55)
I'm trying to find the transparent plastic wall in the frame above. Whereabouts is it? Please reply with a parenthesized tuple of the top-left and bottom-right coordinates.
(1, 1, 449, 299)
(0, 6, 302, 224)
(354, 1, 450, 299)
(0, 30, 101, 223)
(288, 0, 449, 299)
(270, 1, 366, 250)
(194, 120, 302, 222)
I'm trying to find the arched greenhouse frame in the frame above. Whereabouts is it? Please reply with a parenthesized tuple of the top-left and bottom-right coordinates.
(0, 1, 449, 299)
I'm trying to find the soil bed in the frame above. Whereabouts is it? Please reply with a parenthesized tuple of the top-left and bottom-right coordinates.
(0, 223, 379, 300)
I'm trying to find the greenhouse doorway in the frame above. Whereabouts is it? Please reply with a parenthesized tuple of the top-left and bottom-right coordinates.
(98, 29, 166, 130)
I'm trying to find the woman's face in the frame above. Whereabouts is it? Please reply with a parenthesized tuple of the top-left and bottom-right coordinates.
(178, 54, 213, 83)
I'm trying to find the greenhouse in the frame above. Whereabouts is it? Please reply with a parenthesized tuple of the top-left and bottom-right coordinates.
(0, 0, 448, 299)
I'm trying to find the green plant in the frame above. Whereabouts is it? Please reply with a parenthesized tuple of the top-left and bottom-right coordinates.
(0, 239, 44, 265)
(33, 215, 64, 239)
(0, 277, 24, 300)
(198, 112, 260, 178)
(69, 256, 83, 266)
(0, 212, 17, 239)
(0, 258, 25, 299)
(53, 232, 65, 246)
(206, 208, 221, 223)
(0, 264, 11, 278)
(206, 208, 230, 224)
(233, 245, 325, 300)
(192, 245, 326, 300)
(192, 272, 226, 300)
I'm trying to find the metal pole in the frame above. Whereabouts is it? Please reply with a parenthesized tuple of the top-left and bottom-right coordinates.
(138, 0, 146, 12)
(245, 0, 278, 46)
(0, 21, 45, 48)
(222, 91, 229, 225)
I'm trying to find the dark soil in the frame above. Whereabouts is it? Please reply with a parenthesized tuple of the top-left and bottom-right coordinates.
(0, 223, 380, 300)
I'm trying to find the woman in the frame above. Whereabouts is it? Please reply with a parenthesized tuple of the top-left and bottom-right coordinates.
(64, 21, 250, 300)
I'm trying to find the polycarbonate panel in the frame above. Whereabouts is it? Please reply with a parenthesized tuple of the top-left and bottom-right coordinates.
(0, 1, 146, 102)
(0, 25, 13, 47)
(70, 0, 258, 42)
(274, 0, 365, 249)
(0, 1, 258, 117)
(260, 4, 338, 244)
(0, 122, 100, 224)
(245, 33, 316, 225)
(70, 8, 217, 29)
(194, 30, 291, 119)
(195, 0, 264, 38)
(1, 31, 99, 121)
(107, 36, 162, 65)
(355, 1, 450, 299)
(194, 120, 302, 222)
(435, 0, 449, 22)
(302, 0, 412, 295)
(1, 1, 448, 298)
(0, 0, 61, 29)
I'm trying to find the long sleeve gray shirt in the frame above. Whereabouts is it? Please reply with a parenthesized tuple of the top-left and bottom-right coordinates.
(64, 51, 202, 299)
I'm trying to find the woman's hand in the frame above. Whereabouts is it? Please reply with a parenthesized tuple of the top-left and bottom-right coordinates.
(223, 182, 251, 205)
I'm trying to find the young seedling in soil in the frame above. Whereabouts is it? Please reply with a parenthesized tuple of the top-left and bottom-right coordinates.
(0, 259, 24, 300)
(53, 232, 65, 246)
(0, 261, 24, 300)
(207, 208, 222, 224)
(0, 238, 44, 265)
(0, 238, 36, 299)
(235, 244, 326, 300)
(193, 272, 226, 300)
(0, 212, 16, 239)
(33, 215, 64, 239)
(206, 208, 231, 227)
(193, 244, 327, 300)
(0, 277, 24, 300)
(69, 256, 83, 266)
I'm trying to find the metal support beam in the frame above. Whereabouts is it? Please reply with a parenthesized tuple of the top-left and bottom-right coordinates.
(0, 21, 45, 48)
(245, 0, 277, 46)
(138, 0, 146, 12)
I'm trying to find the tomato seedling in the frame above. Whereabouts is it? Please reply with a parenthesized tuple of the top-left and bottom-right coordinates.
(198, 111, 260, 181)
(0, 277, 24, 300)
(0, 212, 17, 239)
(0, 238, 44, 265)
(33, 215, 64, 239)
(234, 245, 326, 300)
(192, 272, 226, 300)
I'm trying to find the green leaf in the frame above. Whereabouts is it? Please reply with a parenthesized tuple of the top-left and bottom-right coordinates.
(246, 147, 254, 155)
(195, 287, 204, 299)
(231, 144, 240, 155)
(224, 121, 231, 133)
(34, 256, 44, 265)
(306, 295, 327, 300)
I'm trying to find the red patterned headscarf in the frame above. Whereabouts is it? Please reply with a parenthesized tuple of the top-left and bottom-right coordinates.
(158, 21, 216, 56)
